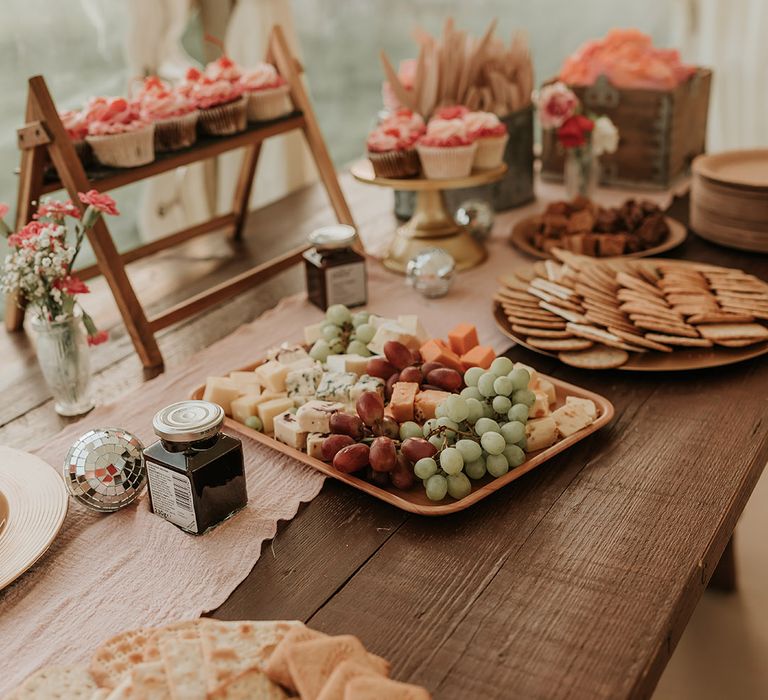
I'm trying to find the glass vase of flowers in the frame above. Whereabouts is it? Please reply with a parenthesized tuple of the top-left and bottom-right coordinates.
(0, 191, 118, 416)
(536, 82, 619, 199)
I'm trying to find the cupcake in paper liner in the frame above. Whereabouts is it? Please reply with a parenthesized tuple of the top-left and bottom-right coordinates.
(366, 125, 423, 178)
(240, 63, 293, 122)
(135, 77, 200, 152)
(416, 118, 477, 179)
(183, 72, 247, 136)
(464, 111, 509, 169)
(58, 109, 94, 167)
(85, 97, 155, 168)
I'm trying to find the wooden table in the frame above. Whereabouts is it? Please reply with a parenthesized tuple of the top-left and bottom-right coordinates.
(3, 183, 766, 699)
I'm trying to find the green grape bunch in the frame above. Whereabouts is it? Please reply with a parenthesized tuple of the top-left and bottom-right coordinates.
(309, 305, 374, 362)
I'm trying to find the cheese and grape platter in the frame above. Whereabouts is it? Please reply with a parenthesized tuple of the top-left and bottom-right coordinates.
(192, 304, 613, 514)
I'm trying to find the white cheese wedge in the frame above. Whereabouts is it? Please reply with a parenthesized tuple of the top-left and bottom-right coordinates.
(231, 393, 266, 424)
(531, 391, 551, 418)
(257, 397, 295, 433)
(368, 314, 395, 329)
(538, 378, 557, 406)
(228, 372, 262, 395)
(565, 396, 597, 421)
(296, 400, 345, 433)
(552, 403, 594, 438)
(273, 410, 307, 450)
(306, 432, 327, 460)
(272, 344, 310, 366)
(315, 371, 357, 402)
(304, 321, 324, 345)
(349, 374, 385, 401)
(326, 354, 370, 377)
(513, 361, 539, 389)
(397, 314, 428, 344)
(202, 377, 242, 416)
(286, 365, 323, 403)
(254, 361, 290, 393)
(524, 416, 557, 451)
(367, 322, 419, 354)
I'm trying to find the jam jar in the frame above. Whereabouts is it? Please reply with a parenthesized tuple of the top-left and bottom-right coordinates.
(144, 400, 247, 534)
(303, 224, 367, 310)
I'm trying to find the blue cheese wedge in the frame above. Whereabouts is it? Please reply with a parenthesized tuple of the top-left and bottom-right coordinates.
(306, 432, 327, 460)
(349, 374, 385, 401)
(552, 403, 594, 437)
(326, 354, 370, 377)
(524, 416, 557, 451)
(286, 365, 323, 404)
(296, 400, 345, 433)
(315, 372, 357, 402)
(273, 410, 308, 450)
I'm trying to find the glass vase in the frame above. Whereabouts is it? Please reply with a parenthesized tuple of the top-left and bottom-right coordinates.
(30, 312, 94, 416)
(564, 148, 600, 200)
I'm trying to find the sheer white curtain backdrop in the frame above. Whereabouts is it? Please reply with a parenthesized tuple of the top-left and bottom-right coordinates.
(672, 0, 768, 151)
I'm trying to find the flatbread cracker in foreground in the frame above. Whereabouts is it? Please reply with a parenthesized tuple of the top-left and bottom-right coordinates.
(6, 666, 97, 700)
(207, 668, 287, 700)
(558, 346, 629, 369)
(342, 675, 432, 700)
(317, 660, 384, 700)
(89, 628, 158, 689)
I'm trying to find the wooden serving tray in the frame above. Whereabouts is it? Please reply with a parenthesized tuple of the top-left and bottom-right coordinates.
(191, 363, 614, 516)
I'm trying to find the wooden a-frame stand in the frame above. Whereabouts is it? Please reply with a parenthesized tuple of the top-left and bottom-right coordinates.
(7, 25, 354, 372)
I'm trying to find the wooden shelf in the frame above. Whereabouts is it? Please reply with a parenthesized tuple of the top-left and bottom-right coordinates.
(38, 112, 306, 195)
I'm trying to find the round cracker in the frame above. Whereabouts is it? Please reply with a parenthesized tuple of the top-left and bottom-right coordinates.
(558, 345, 629, 369)
(511, 324, 573, 338)
(631, 318, 699, 337)
(644, 333, 714, 347)
(504, 314, 566, 329)
(526, 337, 593, 351)
(608, 327, 673, 352)
(714, 338, 767, 347)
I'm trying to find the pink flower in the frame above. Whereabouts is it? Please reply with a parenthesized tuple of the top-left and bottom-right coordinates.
(34, 199, 81, 221)
(78, 190, 119, 216)
(87, 330, 109, 346)
(7, 221, 43, 248)
(557, 114, 595, 148)
(0, 203, 8, 219)
(53, 275, 90, 296)
(537, 82, 579, 129)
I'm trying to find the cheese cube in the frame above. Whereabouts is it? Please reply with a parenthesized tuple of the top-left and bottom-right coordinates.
(538, 378, 557, 406)
(460, 345, 495, 370)
(296, 400, 345, 433)
(369, 314, 394, 329)
(228, 372, 262, 395)
(513, 362, 539, 388)
(326, 354, 370, 377)
(273, 410, 308, 450)
(389, 382, 420, 423)
(273, 344, 310, 366)
(552, 403, 594, 437)
(231, 393, 266, 424)
(420, 339, 465, 373)
(565, 396, 597, 421)
(315, 372, 357, 402)
(202, 377, 242, 416)
(254, 360, 290, 393)
(306, 433, 327, 460)
(524, 416, 557, 451)
(349, 374, 385, 402)
(286, 365, 323, 402)
(531, 391, 551, 418)
(257, 397, 295, 433)
(414, 389, 453, 422)
(368, 322, 419, 354)
(448, 323, 479, 355)
(397, 315, 429, 344)
(304, 321, 324, 345)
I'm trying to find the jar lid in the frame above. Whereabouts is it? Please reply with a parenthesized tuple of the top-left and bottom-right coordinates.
(153, 401, 224, 443)
(309, 225, 357, 250)
(62, 427, 146, 512)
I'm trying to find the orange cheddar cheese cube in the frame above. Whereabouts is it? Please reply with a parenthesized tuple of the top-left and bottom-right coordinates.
(448, 323, 479, 356)
(460, 345, 496, 370)
(419, 339, 465, 373)
(414, 389, 453, 422)
(389, 381, 420, 422)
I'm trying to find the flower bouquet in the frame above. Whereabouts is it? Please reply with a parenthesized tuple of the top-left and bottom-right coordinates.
(536, 82, 618, 199)
(0, 191, 119, 415)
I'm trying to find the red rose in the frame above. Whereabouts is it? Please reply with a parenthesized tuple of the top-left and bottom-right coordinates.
(87, 330, 109, 346)
(557, 115, 594, 148)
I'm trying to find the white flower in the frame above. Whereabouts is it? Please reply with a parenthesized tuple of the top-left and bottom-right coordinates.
(592, 116, 619, 156)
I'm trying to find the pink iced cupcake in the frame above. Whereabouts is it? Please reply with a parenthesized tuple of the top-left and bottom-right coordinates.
(239, 62, 293, 121)
(183, 67, 246, 136)
(381, 108, 426, 138)
(432, 105, 470, 120)
(416, 118, 477, 179)
(366, 124, 421, 178)
(136, 77, 199, 152)
(204, 56, 242, 84)
(85, 97, 155, 168)
(463, 111, 508, 169)
(58, 109, 93, 166)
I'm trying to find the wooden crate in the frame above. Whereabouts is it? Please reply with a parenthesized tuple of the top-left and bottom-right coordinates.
(541, 68, 711, 189)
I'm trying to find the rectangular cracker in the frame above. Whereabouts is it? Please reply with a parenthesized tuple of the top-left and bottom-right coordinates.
(696, 323, 768, 341)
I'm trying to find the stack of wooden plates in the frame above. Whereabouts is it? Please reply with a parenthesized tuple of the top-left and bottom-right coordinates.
(691, 149, 768, 252)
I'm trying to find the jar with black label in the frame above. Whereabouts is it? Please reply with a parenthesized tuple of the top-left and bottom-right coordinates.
(144, 400, 247, 534)
(303, 224, 367, 310)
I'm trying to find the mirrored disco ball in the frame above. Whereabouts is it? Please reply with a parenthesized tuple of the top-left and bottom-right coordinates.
(63, 428, 146, 512)
(455, 199, 495, 242)
(406, 248, 455, 298)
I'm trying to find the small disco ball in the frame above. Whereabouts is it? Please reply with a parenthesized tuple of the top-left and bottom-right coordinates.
(406, 248, 455, 298)
(455, 199, 495, 242)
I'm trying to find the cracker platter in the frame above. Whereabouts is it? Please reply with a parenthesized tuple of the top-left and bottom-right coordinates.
(494, 250, 768, 371)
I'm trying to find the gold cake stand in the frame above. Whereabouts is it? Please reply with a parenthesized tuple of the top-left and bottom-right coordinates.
(350, 159, 507, 273)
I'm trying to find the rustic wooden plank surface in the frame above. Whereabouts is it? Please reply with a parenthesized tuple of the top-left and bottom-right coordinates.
(2, 181, 766, 699)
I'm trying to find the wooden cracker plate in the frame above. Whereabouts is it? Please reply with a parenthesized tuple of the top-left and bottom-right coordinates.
(191, 364, 614, 516)
(509, 215, 687, 261)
